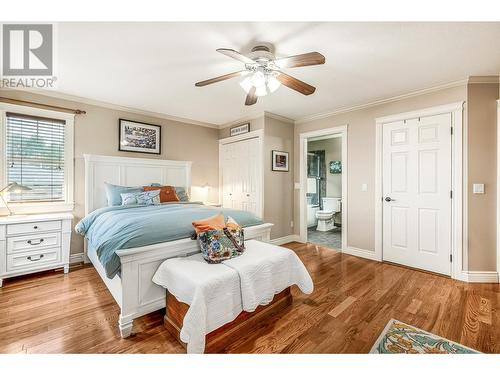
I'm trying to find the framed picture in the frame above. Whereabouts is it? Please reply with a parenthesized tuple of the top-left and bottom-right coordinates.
(119, 119, 161, 154)
(272, 150, 289, 172)
(329, 160, 342, 174)
(230, 122, 250, 137)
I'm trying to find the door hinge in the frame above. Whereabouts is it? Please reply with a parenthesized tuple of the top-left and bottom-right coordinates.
(451, 126, 454, 135)
(450, 190, 453, 199)
(450, 254, 453, 262)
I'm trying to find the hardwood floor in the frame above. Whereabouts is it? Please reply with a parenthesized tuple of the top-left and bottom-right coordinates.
(1, 242, 499, 353)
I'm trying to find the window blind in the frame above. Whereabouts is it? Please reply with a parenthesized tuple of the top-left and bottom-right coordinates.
(5, 112, 65, 202)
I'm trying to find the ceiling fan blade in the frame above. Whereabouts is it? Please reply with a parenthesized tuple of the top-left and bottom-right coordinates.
(216, 48, 255, 65)
(195, 71, 247, 87)
(276, 72, 316, 95)
(274, 52, 325, 69)
(245, 86, 258, 106)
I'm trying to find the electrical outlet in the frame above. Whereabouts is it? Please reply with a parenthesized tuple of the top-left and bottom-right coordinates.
(290, 221, 294, 228)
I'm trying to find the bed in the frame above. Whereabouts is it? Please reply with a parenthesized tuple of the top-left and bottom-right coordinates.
(82, 154, 273, 338)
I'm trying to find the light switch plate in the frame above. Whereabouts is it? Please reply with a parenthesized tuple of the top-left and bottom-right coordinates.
(294, 182, 301, 190)
(361, 183, 368, 192)
(473, 183, 485, 194)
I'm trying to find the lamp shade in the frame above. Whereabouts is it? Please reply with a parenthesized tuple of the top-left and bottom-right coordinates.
(0, 182, 32, 194)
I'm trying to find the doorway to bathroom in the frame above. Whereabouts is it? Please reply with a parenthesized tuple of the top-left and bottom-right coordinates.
(299, 126, 347, 250)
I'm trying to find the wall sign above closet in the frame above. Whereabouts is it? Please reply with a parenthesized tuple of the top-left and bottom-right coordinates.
(230, 122, 250, 137)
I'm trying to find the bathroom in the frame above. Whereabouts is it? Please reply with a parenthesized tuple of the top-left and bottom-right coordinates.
(306, 134, 342, 249)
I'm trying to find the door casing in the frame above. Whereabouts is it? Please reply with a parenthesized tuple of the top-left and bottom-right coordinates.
(299, 125, 348, 249)
(375, 102, 465, 281)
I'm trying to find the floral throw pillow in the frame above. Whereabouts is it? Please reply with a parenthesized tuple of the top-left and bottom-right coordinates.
(196, 215, 245, 264)
(121, 190, 160, 206)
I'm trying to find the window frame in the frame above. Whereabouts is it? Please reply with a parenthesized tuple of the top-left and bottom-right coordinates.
(0, 102, 74, 214)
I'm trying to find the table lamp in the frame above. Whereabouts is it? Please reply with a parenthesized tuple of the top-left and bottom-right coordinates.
(0, 182, 32, 216)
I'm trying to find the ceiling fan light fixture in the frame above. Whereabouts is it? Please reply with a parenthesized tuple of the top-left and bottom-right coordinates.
(240, 71, 281, 97)
(250, 71, 266, 87)
(239, 76, 253, 93)
(267, 75, 281, 93)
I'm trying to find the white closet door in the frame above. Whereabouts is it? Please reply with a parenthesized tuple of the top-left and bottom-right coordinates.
(221, 137, 261, 217)
(382, 113, 452, 275)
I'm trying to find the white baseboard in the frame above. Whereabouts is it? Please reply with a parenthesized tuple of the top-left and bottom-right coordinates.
(343, 247, 381, 262)
(69, 252, 85, 264)
(270, 235, 302, 245)
(461, 271, 499, 283)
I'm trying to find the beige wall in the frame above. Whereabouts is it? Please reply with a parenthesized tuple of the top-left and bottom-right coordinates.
(307, 137, 342, 198)
(0, 90, 220, 255)
(294, 84, 468, 253)
(466, 80, 499, 271)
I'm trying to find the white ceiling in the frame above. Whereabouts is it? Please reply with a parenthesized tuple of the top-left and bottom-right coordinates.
(51, 22, 500, 126)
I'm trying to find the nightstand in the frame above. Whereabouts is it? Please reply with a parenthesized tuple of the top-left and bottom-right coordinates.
(0, 213, 73, 287)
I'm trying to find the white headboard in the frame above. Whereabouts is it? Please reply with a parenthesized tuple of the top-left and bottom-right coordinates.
(84, 154, 192, 214)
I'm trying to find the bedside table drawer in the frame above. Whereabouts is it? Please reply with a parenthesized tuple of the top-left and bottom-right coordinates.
(7, 220, 61, 236)
(7, 247, 61, 272)
(7, 231, 61, 254)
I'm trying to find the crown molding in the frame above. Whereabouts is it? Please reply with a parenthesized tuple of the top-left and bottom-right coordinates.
(218, 113, 265, 129)
(219, 111, 294, 129)
(295, 78, 468, 125)
(7, 88, 219, 129)
(468, 76, 499, 84)
(263, 111, 295, 124)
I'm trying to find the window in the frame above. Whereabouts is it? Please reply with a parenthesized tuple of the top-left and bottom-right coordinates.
(6, 113, 65, 202)
(0, 103, 74, 213)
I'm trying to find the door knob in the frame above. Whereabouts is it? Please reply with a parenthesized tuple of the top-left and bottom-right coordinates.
(246, 194, 250, 197)
(384, 197, 395, 202)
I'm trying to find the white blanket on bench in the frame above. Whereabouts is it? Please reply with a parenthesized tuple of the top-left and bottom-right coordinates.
(223, 240, 314, 311)
(152, 240, 314, 353)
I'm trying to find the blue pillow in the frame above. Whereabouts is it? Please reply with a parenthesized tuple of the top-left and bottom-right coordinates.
(105, 182, 143, 206)
(121, 190, 160, 206)
(175, 187, 190, 202)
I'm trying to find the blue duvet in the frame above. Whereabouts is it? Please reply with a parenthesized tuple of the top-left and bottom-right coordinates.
(75, 203, 263, 278)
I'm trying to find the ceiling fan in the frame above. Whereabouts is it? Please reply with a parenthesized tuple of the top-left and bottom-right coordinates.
(195, 45, 325, 106)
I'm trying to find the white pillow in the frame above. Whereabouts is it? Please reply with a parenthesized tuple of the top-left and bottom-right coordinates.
(121, 190, 160, 206)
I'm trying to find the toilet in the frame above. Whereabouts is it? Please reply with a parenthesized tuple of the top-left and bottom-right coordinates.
(315, 197, 341, 232)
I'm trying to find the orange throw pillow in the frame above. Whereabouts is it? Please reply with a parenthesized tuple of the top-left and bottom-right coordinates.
(143, 185, 179, 203)
(192, 213, 226, 234)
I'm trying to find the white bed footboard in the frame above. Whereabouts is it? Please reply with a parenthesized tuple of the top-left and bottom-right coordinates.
(114, 222, 273, 338)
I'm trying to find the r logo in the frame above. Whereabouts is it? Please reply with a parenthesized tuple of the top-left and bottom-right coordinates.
(2, 24, 53, 76)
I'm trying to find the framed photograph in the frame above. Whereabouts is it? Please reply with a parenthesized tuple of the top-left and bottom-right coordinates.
(272, 150, 289, 172)
(230, 122, 250, 137)
(119, 119, 161, 154)
(329, 160, 342, 174)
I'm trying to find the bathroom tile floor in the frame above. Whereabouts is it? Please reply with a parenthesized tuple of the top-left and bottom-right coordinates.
(307, 227, 342, 250)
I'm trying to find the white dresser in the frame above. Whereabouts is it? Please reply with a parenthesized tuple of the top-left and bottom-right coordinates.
(0, 213, 73, 286)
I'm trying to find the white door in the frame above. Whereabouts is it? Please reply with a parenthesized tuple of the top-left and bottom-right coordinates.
(221, 137, 261, 217)
(382, 113, 452, 275)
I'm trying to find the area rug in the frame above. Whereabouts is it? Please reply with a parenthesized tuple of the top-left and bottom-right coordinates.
(370, 319, 480, 354)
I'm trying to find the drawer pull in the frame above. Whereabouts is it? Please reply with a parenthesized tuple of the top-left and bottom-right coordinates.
(33, 225, 39, 229)
(27, 254, 44, 261)
(27, 239, 44, 245)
